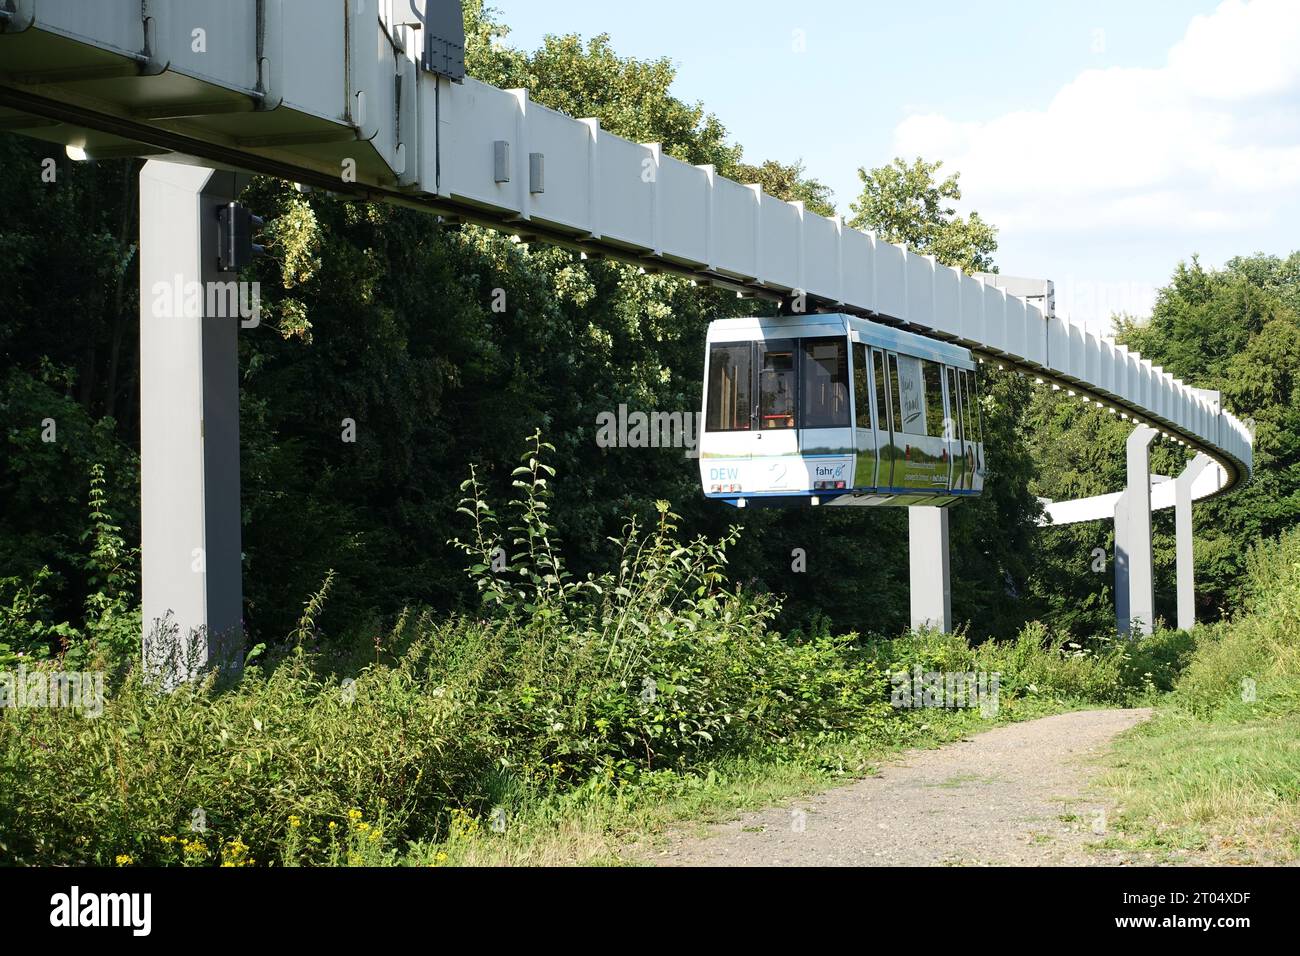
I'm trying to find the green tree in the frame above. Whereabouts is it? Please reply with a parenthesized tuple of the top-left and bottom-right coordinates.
(0, 133, 141, 634)
(1025, 252, 1300, 631)
(848, 157, 997, 274)
(733, 159, 836, 218)
(227, 3, 803, 637)
(1114, 254, 1300, 616)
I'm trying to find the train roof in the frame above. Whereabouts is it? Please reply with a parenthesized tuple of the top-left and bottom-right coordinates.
(706, 314, 976, 370)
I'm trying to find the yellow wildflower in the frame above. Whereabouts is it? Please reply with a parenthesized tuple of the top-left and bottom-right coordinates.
(220, 837, 254, 868)
(115, 854, 133, 866)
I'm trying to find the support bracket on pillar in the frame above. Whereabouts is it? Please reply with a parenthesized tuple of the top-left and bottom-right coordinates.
(909, 506, 952, 633)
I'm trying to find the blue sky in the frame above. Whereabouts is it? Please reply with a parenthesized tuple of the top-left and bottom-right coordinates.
(490, 0, 1300, 331)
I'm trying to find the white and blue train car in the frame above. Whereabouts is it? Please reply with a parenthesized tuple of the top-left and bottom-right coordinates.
(699, 314, 985, 508)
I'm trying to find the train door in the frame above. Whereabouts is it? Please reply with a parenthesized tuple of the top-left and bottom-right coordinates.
(891, 354, 950, 491)
(703, 340, 754, 467)
(799, 336, 853, 490)
(873, 349, 897, 489)
(962, 368, 984, 493)
(851, 342, 876, 489)
(754, 337, 799, 492)
(945, 365, 965, 490)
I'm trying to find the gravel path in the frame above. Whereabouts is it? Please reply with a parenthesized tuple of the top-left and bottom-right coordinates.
(649, 708, 1153, 866)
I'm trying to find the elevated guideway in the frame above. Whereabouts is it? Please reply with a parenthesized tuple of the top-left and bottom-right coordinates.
(0, 0, 1254, 492)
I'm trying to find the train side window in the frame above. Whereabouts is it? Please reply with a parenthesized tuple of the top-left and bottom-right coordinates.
(961, 369, 979, 443)
(945, 366, 963, 441)
(705, 342, 752, 432)
(852, 343, 871, 429)
(892, 354, 926, 437)
(922, 360, 946, 439)
(888, 353, 905, 433)
(873, 349, 890, 432)
(758, 339, 797, 430)
(801, 337, 850, 428)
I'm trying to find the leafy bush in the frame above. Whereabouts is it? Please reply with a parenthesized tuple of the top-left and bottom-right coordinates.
(0, 366, 139, 636)
(984, 623, 1128, 703)
(23, 432, 1284, 868)
(446, 432, 890, 780)
(1174, 529, 1300, 714)
(0, 434, 889, 865)
(0, 567, 78, 666)
(5, 433, 1249, 866)
(0, 632, 500, 866)
(0, 463, 139, 670)
(865, 620, 1184, 706)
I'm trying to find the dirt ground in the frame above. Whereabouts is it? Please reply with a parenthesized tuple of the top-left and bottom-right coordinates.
(644, 708, 1164, 866)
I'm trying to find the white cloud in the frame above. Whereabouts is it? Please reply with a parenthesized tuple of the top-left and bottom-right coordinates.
(1169, 0, 1300, 100)
(892, 0, 1300, 240)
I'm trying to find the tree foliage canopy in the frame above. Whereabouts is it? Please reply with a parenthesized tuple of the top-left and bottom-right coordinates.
(0, 3, 1293, 655)
(848, 157, 998, 274)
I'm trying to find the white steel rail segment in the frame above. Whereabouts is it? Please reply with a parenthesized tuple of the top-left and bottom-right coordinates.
(1038, 464, 1222, 527)
(0, 1, 1253, 499)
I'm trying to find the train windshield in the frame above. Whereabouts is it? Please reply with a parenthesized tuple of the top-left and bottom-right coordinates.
(705, 342, 752, 431)
(706, 337, 850, 432)
(801, 337, 850, 428)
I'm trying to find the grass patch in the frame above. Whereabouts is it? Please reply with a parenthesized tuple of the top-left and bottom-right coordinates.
(1100, 703, 1300, 864)
(1094, 530, 1300, 865)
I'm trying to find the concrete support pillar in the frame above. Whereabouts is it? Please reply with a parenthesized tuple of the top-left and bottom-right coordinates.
(1176, 453, 1214, 632)
(1115, 425, 1158, 637)
(909, 505, 952, 632)
(1113, 491, 1130, 631)
(139, 160, 245, 685)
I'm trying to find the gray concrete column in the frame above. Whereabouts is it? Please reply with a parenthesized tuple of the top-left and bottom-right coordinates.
(909, 505, 952, 632)
(1113, 489, 1130, 632)
(139, 160, 245, 685)
(1175, 453, 1214, 632)
(1116, 425, 1158, 637)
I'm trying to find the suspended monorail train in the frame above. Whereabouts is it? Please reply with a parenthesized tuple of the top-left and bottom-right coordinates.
(699, 314, 985, 507)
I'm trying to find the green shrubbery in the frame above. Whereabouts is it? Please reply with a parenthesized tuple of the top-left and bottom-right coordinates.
(1172, 528, 1300, 715)
(0, 437, 890, 865)
(1098, 528, 1300, 863)
(0, 463, 139, 670)
(444, 432, 892, 781)
(867, 619, 1193, 708)
(6, 436, 1280, 867)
